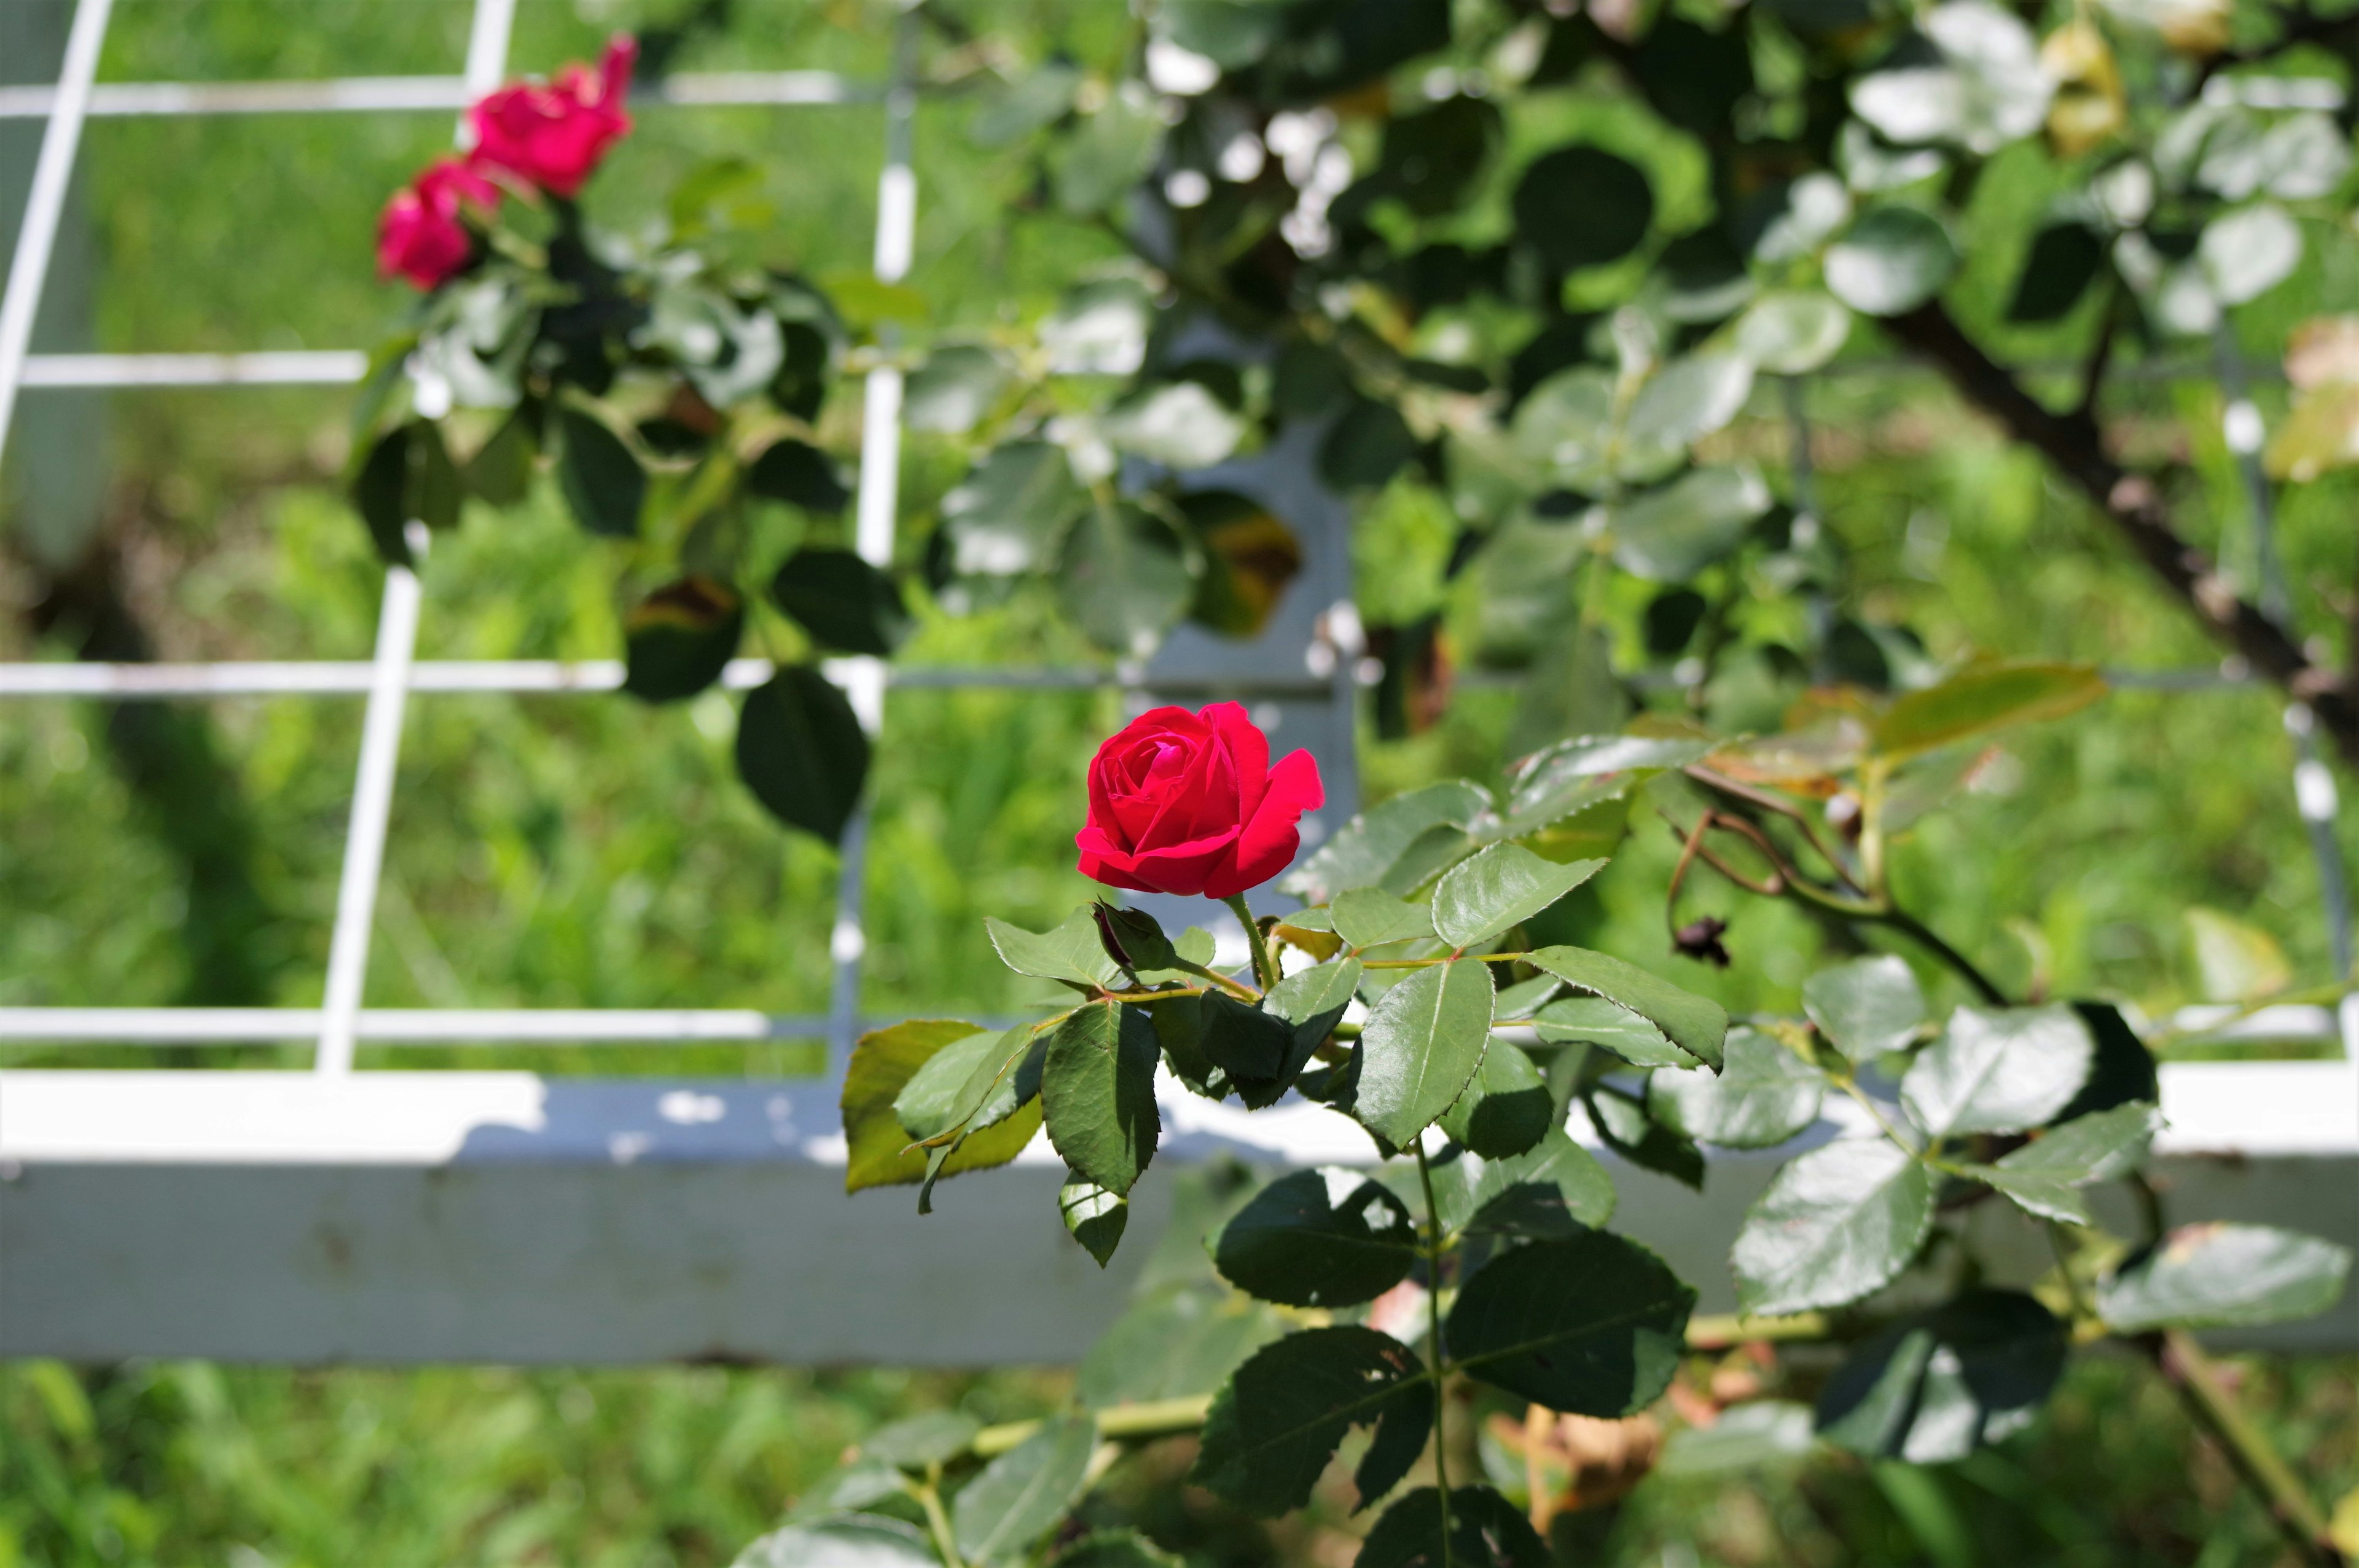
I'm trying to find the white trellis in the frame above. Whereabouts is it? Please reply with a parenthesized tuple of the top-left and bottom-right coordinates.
(0, 0, 2349, 1362)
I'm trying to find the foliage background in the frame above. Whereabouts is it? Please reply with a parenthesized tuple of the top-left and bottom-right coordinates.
(0, 0, 2351, 1563)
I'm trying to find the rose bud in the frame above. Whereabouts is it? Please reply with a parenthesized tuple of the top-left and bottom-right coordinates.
(465, 34, 638, 198)
(1672, 916, 1732, 968)
(1076, 701, 1323, 900)
(376, 157, 501, 291)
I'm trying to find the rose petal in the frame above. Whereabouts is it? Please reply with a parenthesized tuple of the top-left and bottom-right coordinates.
(1199, 701, 1272, 821)
(1204, 748, 1323, 898)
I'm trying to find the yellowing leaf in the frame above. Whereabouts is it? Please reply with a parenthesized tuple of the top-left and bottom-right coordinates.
(2182, 907, 2291, 1004)
(1871, 660, 2104, 760)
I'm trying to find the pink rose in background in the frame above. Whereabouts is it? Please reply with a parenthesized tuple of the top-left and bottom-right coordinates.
(466, 35, 638, 198)
(1076, 702, 1324, 900)
(377, 158, 500, 291)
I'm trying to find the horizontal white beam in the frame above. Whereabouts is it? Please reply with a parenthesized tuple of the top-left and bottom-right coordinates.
(0, 1008, 842, 1043)
(0, 658, 1335, 698)
(18, 350, 369, 387)
(0, 71, 875, 120)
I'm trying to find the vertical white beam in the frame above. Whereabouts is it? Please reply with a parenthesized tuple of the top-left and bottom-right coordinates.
(825, 8, 919, 1069)
(315, 0, 515, 1075)
(0, 0, 115, 475)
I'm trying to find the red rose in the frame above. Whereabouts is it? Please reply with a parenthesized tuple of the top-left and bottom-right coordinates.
(1076, 702, 1324, 900)
(466, 35, 637, 198)
(377, 158, 500, 291)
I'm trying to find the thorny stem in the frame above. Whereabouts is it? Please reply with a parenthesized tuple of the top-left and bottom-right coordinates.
(1224, 894, 1278, 994)
(2146, 1330, 2347, 1568)
(1414, 1139, 1458, 1567)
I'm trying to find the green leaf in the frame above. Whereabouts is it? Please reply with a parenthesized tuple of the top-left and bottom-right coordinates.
(986, 909, 1125, 993)
(1511, 367, 1616, 491)
(1102, 381, 1245, 469)
(1449, 1231, 1696, 1415)
(622, 577, 743, 703)
(942, 441, 1084, 576)
(1622, 356, 1756, 465)
(1052, 84, 1164, 214)
(1532, 996, 1692, 1069)
(1318, 398, 1419, 490)
(556, 407, 645, 537)
(1060, 502, 1197, 659)
(1802, 955, 1925, 1061)
(1447, 1127, 1618, 1238)
(1993, 1101, 2161, 1184)
(1041, 1002, 1161, 1196)
(904, 344, 1012, 435)
(1492, 974, 1562, 1022)
(1431, 843, 1605, 949)
(466, 404, 539, 506)
(865, 1410, 985, 1469)
(2057, 999, 2158, 1122)
(784, 1455, 908, 1521)
(1211, 1167, 1418, 1308)
(1817, 1289, 2068, 1462)
(771, 548, 909, 657)
(1501, 735, 1712, 840)
(1734, 290, 1853, 373)
(1061, 1172, 1130, 1268)
(2183, 906, 2291, 1004)
(969, 61, 1081, 148)
(747, 437, 850, 514)
(1264, 955, 1363, 1028)
(1583, 1086, 1704, 1190)
(351, 424, 417, 564)
(1282, 781, 1493, 903)
(1528, 946, 1727, 1071)
(1732, 1138, 1935, 1316)
(1971, 1166, 2094, 1226)
(2097, 1223, 2354, 1333)
(735, 666, 870, 844)
(1077, 1287, 1285, 1409)
(1333, 888, 1436, 950)
(1439, 1038, 1552, 1158)
(1513, 146, 1653, 273)
(2199, 203, 2301, 305)
(1900, 1004, 2095, 1137)
(893, 1023, 1033, 1143)
(1657, 1401, 1815, 1476)
(1825, 206, 1958, 316)
(1871, 660, 2104, 760)
(1090, 902, 1178, 975)
(732, 1517, 937, 1568)
(2006, 222, 2105, 324)
(1189, 1327, 1434, 1516)
(950, 1414, 1095, 1564)
(842, 1020, 1038, 1193)
(1356, 959, 1497, 1147)
(1610, 466, 1770, 582)
(1649, 1026, 1825, 1148)
(1054, 1529, 1184, 1568)
(1355, 1486, 1552, 1568)
(1199, 958, 1359, 1109)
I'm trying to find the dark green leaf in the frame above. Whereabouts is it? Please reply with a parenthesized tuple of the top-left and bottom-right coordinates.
(2007, 222, 2106, 323)
(557, 407, 646, 537)
(1061, 1172, 1130, 1267)
(1282, 781, 1493, 903)
(1042, 1001, 1161, 1196)
(1449, 1231, 1695, 1415)
(902, 345, 1012, 435)
(986, 909, 1125, 993)
(1060, 502, 1197, 659)
(1528, 945, 1727, 1071)
(1825, 206, 1958, 316)
(942, 442, 1084, 576)
(1092, 902, 1178, 974)
(1318, 399, 1418, 490)
(1981, 1100, 2161, 1210)
(1491, 975, 1562, 1022)
(1503, 735, 1712, 839)
(2097, 1223, 2353, 1333)
(732, 1517, 937, 1568)
(623, 577, 742, 703)
(1077, 1285, 1286, 1409)
(784, 1455, 907, 1520)
(1449, 1128, 1618, 1237)
(1372, 95, 1503, 216)
(1355, 1487, 1552, 1568)
(1514, 147, 1653, 272)
(1052, 85, 1164, 214)
(1357, 959, 1496, 1147)
(1583, 1086, 1705, 1190)
(969, 61, 1081, 148)
(1431, 843, 1605, 949)
(408, 419, 464, 531)
(1900, 1005, 2095, 1137)
(735, 666, 869, 844)
(1871, 660, 2104, 761)
(1440, 1038, 1552, 1158)
(950, 1414, 1095, 1564)
(841, 1020, 1038, 1194)
(1648, 1026, 1825, 1148)
(1201, 959, 1356, 1109)
(1055, 1530, 1184, 1568)
(1621, 362, 1757, 472)
(1212, 1167, 1418, 1308)
(865, 1410, 984, 1469)
(1818, 1289, 2068, 1462)
(772, 547, 909, 656)
(1732, 1138, 1935, 1316)
(1190, 1327, 1434, 1516)
(1333, 888, 1436, 951)
(351, 424, 417, 564)
(1611, 466, 1770, 582)
(1802, 956, 1925, 1061)
(1534, 996, 1690, 1069)
(2056, 1002, 2172, 1125)
(748, 436, 850, 515)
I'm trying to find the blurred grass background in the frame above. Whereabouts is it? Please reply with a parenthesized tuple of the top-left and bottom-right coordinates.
(1, 0, 2353, 1563)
